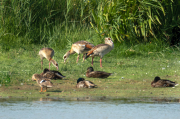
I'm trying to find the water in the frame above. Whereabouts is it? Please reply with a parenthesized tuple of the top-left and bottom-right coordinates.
(0, 98, 180, 119)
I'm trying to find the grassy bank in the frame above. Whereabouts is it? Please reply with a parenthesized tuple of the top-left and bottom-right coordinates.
(0, 41, 180, 99)
(1, 0, 180, 101)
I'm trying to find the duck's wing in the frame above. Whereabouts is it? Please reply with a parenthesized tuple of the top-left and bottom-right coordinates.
(39, 78, 53, 87)
(53, 71, 66, 77)
(85, 80, 97, 88)
(162, 80, 176, 87)
(55, 72, 65, 79)
(89, 71, 112, 78)
(42, 72, 55, 79)
(151, 80, 164, 87)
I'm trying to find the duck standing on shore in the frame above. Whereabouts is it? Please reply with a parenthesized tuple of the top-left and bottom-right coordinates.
(32, 74, 53, 92)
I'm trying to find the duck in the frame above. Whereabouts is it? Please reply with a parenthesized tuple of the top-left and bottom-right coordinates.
(63, 40, 94, 63)
(39, 48, 59, 70)
(32, 74, 53, 92)
(76, 78, 97, 88)
(41, 68, 65, 79)
(86, 67, 112, 78)
(85, 37, 114, 67)
(151, 76, 178, 88)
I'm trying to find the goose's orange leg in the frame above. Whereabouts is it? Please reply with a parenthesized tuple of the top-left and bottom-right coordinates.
(43, 87, 47, 92)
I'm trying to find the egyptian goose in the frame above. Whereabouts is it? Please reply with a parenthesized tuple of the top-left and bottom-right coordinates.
(86, 67, 112, 78)
(32, 74, 53, 92)
(41, 68, 65, 79)
(85, 37, 114, 67)
(63, 41, 94, 63)
(39, 48, 59, 70)
(151, 76, 178, 88)
(76, 78, 97, 88)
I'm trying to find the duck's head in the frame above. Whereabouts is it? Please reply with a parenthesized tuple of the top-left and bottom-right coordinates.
(32, 74, 43, 81)
(154, 76, 161, 82)
(32, 74, 39, 81)
(77, 78, 85, 83)
(43, 68, 50, 73)
(87, 67, 94, 72)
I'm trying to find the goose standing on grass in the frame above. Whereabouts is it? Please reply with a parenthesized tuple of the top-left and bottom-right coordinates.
(151, 76, 178, 88)
(63, 41, 94, 63)
(86, 67, 112, 78)
(32, 74, 53, 92)
(76, 78, 97, 88)
(39, 48, 59, 70)
(41, 68, 65, 79)
(85, 37, 114, 67)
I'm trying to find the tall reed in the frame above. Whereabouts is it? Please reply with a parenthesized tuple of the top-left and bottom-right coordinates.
(0, 0, 179, 51)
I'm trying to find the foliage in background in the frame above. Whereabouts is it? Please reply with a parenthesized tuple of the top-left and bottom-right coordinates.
(158, 0, 180, 46)
(0, 0, 180, 51)
(90, 0, 180, 45)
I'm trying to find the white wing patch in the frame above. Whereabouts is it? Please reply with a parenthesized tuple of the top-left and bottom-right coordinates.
(40, 80, 46, 83)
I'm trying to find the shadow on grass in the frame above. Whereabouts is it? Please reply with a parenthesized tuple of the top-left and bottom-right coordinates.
(50, 90, 62, 92)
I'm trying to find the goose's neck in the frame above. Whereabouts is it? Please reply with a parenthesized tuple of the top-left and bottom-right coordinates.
(51, 59, 59, 70)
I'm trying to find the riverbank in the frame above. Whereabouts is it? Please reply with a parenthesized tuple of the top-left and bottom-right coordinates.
(0, 45, 180, 100)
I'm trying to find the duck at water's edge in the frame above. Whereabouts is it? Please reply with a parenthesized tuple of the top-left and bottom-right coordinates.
(32, 74, 53, 92)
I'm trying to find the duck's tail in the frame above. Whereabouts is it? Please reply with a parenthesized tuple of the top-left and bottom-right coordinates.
(175, 84, 179, 86)
(55, 73, 66, 79)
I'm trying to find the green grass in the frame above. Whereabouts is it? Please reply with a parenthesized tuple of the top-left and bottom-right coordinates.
(1, 0, 180, 101)
(0, 41, 180, 99)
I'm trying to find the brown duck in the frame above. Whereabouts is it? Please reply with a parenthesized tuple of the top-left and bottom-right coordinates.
(86, 67, 112, 78)
(63, 41, 94, 63)
(76, 78, 97, 88)
(32, 74, 53, 92)
(151, 76, 178, 88)
(85, 37, 114, 67)
(41, 68, 65, 79)
(39, 48, 59, 70)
